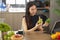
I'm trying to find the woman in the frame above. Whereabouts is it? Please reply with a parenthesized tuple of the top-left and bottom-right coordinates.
(22, 2, 48, 32)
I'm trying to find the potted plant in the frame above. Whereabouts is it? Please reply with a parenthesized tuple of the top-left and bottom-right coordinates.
(0, 22, 11, 40)
(52, 0, 60, 16)
(56, 0, 60, 6)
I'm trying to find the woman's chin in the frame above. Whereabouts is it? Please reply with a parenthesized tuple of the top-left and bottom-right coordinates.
(32, 14, 36, 16)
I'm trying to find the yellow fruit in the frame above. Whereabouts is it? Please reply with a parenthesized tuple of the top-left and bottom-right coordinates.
(37, 19, 42, 24)
(51, 34, 57, 39)
(56, 32, 60, 37)
(56, 32, 60, 35)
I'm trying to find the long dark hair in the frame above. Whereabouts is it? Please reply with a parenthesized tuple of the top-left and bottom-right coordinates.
(25, 2, 36, 27)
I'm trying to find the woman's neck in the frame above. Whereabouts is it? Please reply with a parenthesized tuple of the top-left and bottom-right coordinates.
(30, 14, 35, 16)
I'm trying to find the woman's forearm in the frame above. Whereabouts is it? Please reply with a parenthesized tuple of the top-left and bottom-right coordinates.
(28, 26, 37, 31)
(43, 22, 49, 27)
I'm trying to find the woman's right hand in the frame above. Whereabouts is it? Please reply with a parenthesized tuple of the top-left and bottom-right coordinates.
(35, 22, 43, 31)
(35, 22, 42, 28)
(35, 23, 40, 27)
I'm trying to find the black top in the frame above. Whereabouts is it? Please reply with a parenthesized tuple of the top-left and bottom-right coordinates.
(24, 14, 48, 31)
(27, 15, 39, 31)
(38, 14, 48, 24)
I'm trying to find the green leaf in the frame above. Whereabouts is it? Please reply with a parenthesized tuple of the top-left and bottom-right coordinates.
(4, 31, 14, 40)
(45, 18, 50, 23)
(0, 23, 11, 32)
(56, 0, 60, 6)
(8, 31, 14, 37)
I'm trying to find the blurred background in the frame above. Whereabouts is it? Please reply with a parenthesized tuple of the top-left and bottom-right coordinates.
(0, 0, 60, 31)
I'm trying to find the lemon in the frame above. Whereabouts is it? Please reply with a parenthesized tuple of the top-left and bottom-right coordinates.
(51, 34, 57, 39)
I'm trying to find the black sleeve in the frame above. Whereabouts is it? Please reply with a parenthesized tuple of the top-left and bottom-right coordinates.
(38, 14, 48, 24)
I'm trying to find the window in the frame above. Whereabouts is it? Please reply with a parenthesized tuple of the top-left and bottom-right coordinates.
(0, 0, 34, 12)
(6, 0, 26, 12)
(0, 0, 6, 12)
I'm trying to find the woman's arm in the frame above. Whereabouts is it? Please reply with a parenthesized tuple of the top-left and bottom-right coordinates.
(43, 22, 49, 27)
(22, 17, 28, 32)
(37, 17, 44, 31)
(28, 24, 38, 31)
(22, 17, 38, 32)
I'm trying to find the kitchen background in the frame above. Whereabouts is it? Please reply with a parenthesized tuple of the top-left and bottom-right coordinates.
(0, 0, 60, 32)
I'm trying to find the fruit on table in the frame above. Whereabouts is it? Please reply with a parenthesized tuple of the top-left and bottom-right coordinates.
(57, 35, 60, 40)
(4, 31, 15, 40)
(15, 34, 22, 38)
(51, 34, 57, 39)
(37, 19, 42, 24)
(56, 32, 60, 40)
(51, 32, 60, 40)
(11, 34, 23, 40)
(8, 31, 15, 37)
(56, 32, 60, 35)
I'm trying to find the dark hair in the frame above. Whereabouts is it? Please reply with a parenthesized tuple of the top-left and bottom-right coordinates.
(25, 2, 36, 27)
(26, 1, 36, 16)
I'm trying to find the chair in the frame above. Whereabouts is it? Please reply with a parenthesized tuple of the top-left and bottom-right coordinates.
(51, 20, 60, 34)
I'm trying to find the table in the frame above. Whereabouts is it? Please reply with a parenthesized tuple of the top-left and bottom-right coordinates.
(24, 31, 51, 40)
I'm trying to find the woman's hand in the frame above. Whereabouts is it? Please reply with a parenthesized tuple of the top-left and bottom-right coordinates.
(39, 26, 43, 31)
(43, 22, 49, 27)
(37, 24, 43, 31)
(36, 17, 43, 31)
(35, 22, 42, 28)
(36, 22, 43, 31)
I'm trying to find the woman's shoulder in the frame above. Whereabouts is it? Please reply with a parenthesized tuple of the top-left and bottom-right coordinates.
(37, 14, 48, 19)
(22, 16, 26, 20)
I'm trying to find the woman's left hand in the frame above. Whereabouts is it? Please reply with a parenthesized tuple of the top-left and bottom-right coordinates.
(43, 22, 49, 27)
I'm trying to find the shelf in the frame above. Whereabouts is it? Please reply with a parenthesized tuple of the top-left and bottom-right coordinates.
(37, 7, 50, 10)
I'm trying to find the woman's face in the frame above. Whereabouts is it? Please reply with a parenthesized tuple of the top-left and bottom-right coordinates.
(29, 5, 37, 16)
